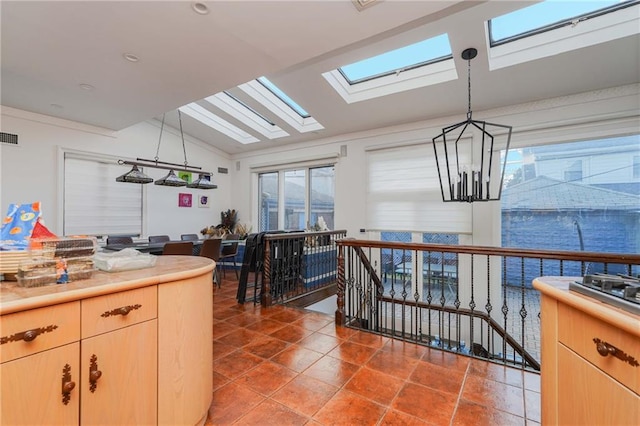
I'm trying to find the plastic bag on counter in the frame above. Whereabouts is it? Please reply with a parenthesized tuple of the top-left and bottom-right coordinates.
(1, 202, 42, 250)
(94, 248, 157, 272)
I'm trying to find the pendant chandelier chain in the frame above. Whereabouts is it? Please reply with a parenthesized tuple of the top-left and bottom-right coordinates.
(466, 56, 472, 120)
(178, 110, 189, 169)
(154, 113, 165, 163)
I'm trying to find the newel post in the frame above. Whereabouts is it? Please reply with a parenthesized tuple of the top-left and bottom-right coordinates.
(335, 243, 346, 325)
(261, 239, 272, 307)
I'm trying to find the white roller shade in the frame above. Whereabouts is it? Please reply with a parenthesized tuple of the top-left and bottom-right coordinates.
(64, 155, 143, 236)
(366, 144, 471, 233)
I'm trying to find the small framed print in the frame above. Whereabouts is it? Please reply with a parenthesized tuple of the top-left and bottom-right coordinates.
(178, 172, 192, 183)
(178, 193, 192, 207)
(198, 194, 210, 208)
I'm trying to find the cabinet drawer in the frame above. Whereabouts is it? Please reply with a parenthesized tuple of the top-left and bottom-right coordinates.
(81, 286, 157, 338)
(558, 302, 639, 394)
(0, 302, 80, 363)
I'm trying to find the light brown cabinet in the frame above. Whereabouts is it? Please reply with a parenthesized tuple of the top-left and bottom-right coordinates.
(534, 277, 640, 425)
(0, 256, 214, 426)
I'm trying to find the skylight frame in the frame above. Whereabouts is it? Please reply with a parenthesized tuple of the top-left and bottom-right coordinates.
(488, 0, 639, 47)
(256, 77, 310, 119)
(178, 103, 260, 145)
(337, 33, 453, 85)
(223, 91, 275, 126)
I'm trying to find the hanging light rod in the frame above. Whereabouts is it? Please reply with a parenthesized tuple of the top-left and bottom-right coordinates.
(119, 158, 205, 174)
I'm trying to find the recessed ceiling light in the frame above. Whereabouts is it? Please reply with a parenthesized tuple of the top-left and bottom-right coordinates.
(191, 2, 209, 15)
(79, 83, 95, 91)
(123, 53, 140, 62)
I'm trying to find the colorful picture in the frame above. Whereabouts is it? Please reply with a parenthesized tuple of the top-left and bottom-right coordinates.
(178, 193, 192, 207)
(178, 172, 192, 183)
(198, 195, 210, 208)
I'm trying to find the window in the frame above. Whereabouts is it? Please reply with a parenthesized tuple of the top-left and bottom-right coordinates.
(257, 77, 310, 118)
(258, 166, 335, 232)
(564, 160, 583, 182)
(489, 0, 637, 46)
(64, 153, 143, 237)
(634, 155, 640, 179)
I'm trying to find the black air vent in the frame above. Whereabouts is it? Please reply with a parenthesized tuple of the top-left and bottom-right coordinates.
(0, 132, 18, 145)
(218, 167, 228, 174)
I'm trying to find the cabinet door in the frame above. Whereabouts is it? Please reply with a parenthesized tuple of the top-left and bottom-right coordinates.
(0, 342, 80, 425)
(81, 320, 157, 425)
(558, 344, 639, 425)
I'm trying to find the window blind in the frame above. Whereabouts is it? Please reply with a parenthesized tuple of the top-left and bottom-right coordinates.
(366, 144, 471, 233)
(64, 155, 143, 236)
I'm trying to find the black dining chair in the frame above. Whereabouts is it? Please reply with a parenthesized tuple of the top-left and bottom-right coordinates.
(220, 234, 240, 279)
(180, 234, 200, 241)
(106, 236, 133, 245)
(149, 235, 171, 244)
(199, 238, 222, 287)
(162, 241, 193, 256)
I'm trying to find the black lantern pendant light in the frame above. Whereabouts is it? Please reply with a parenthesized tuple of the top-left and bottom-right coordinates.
(116, 110, 216, 189)
(432, 48, 512, 202)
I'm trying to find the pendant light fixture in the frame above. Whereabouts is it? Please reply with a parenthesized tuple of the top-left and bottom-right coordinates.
(116, 110, 217, 189)
(432, 48, 512, 202)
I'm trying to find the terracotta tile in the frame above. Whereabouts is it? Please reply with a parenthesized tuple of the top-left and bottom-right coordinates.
(380, 409, 432, 425)
(410, 360, 465, 395)
(292, 315, 334, 332)
(212, 341, 238, 361)
(272, 375, 339, 417)
(297, 333, 341, 354)
(348, 331, 390, 348)
(461, 375, 525, 418)
(525, 389, 541, 423)
(235, 361, 297, 396)
(268, 308, 308, 323)
(271, 344, 324, 372)
(234, 399, 309, 425)
(317, 323, 358, 339)
(212, 322, 240, 340)
(523, 371, 540, 392)
(214, 349, 264, 380)
(216, 328, 263, 348)
(224, 312, 260, 328)
(209, 382, 265, 425)
(380, 339, 429, 361)
(391, 382, 457, 426)
(327, 340, 378, 364)
(452, 399, 525, 426)
(313, 390, 386, 425)
(302, 355, 360, 387)
(212, 370, 230, 391)
(366, 349, 420, 381)
(269, 324, 314, 343)
(243, 336, 290, 359)
(251, 318, 288, 335)
(344, 367, 404, 406)
(468, 360, 524, 388)
(213, 307, 242, 320)
(421, 348, 470, 373)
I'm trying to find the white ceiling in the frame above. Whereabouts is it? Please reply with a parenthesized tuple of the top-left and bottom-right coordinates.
(2, 1, 639, 155)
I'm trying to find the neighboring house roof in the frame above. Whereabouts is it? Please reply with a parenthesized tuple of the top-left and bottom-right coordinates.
(260, 178, 334, 205)
(502, 176, 640, 211)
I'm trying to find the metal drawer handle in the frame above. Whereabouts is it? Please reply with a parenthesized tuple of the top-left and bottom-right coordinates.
(101, 303, 141, 318)
(0, 325, 58, 345)
(62, 364, 75, 405)
(593, 338, 639, 367)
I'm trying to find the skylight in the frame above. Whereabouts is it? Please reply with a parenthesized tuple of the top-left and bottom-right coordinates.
(489, 0, 638, 45)
(257, 77, 310, 118)
(338, 33, 452, 84)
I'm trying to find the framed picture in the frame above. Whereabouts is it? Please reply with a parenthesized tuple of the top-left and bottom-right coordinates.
(198, 194, 210, 208)
(178, 172, 192, 183)
(178, 193, 192, 207)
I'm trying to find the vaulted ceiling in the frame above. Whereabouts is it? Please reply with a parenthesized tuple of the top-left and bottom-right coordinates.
(2, 1, 639, 155)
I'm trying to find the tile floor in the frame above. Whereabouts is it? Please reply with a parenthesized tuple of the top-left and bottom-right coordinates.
(205, 280, 541, 425)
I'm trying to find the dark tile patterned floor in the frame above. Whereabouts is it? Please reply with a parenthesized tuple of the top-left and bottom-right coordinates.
(205, 280, 541, 425)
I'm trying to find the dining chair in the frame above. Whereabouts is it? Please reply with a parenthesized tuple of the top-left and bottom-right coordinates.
(162, 241, 193, 256)
(106, 236, 133, 245)
(149, 235, 171, 244)
(220, 234, 240, 279)
(199, 238, 222, 287)
(180, 234, 200, 241)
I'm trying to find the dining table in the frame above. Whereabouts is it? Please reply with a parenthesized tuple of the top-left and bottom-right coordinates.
(103, 240, 204, 255)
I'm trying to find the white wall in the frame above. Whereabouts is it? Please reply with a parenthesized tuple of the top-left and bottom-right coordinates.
(229, 84, 640, 246)
(0, 107, 232, 239)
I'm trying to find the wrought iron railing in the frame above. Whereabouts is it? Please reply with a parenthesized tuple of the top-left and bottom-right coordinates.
(336, 239, 640, 371)
(260, 230, 347, 306)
